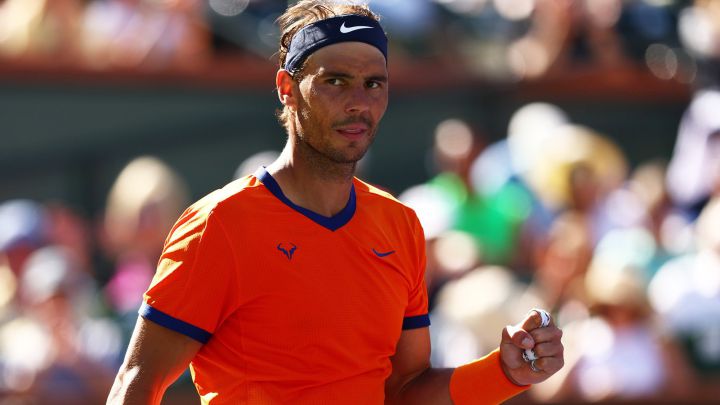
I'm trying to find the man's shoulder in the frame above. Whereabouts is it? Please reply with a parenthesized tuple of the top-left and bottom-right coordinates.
(354, 177, 403, 205)
(353, 178, 419, 220)
(188, 174, 268, 218)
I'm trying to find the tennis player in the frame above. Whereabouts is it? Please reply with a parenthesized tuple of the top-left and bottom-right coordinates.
(107, 1, 564, 404)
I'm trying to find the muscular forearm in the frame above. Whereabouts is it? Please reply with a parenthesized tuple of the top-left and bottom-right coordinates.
(108, 317, 201, 405)
(385, 367, 454, 405)
(106, 366, 166, 405)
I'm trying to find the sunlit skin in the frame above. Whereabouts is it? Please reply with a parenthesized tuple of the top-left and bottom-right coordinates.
(270, 42, 388, 216)
(294, 42, 388, 165)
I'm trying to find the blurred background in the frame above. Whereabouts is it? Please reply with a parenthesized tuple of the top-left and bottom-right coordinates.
(1, 0, 719, 403)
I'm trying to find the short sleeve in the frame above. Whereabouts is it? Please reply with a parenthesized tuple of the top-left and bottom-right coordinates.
(141, 205, 240, 343)
(402, 211, 430, 330)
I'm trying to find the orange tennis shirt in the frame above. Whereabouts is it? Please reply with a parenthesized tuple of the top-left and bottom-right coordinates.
(141, 167, 430, 404)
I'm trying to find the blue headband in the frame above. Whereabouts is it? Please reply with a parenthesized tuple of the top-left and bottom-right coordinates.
(284, 14, 388, 74)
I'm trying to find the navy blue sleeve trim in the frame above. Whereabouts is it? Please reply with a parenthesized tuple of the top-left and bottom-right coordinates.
(139, 303, 212, 344)
(402, 314, 431, 330)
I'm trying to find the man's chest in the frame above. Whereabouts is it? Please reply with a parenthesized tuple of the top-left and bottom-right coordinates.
(215, 215, 416, 364)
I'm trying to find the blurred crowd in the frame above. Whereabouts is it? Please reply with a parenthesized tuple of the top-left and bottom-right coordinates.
(0, 157, 191, 404)
(0, 0, 718, 84)
(401, 93, 720, 402)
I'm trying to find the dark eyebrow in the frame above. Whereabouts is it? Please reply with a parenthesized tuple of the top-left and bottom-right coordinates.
(366, 75, 388, 83)
(320, 71, 388, 83)
(320, 71, 353, 79)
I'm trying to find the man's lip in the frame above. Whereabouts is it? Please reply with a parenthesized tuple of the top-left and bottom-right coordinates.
(335, 125, 370, 138)
(335, 124, 369, 133)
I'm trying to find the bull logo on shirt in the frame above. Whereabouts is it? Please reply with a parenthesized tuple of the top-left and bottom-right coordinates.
(277, 243, 297, 260)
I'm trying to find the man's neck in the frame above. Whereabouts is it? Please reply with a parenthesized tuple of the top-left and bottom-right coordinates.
(265, 145, 357, 218)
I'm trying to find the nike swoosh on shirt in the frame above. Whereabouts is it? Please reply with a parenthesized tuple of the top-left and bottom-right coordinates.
(373, 248, 396, 258)
(340, 22, 374, 34)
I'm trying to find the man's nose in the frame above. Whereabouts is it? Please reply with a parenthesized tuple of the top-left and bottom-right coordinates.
(345, 86, 371, 114)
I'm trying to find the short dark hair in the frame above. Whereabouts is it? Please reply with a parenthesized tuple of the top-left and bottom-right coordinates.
(275, 1, 380, 132)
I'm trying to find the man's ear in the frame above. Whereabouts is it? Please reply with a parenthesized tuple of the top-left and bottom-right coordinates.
(276, 69, 297, 109)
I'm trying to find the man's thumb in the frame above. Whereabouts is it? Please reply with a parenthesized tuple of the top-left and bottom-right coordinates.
(503, 323, 535, 350)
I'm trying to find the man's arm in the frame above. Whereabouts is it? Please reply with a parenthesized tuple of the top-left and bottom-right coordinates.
(107, 316, 203, 405)
(385, 311, 564, 404)
(385, 327, 453, 404)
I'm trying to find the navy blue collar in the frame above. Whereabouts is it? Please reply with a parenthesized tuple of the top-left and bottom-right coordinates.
(254, 167, 356, 231)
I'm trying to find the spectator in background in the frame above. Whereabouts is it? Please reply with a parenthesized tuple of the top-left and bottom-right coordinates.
(401, 117, 533, 305)
(400, 119, 485, 303)
(233, 150, 281, 181)
(404, 117, 533, 268)
(668, 0, 720, 219)
(0, 199, 48, 277)
(621, 161, 692, 275)
(627, 162, 672, 247)
(532, 211, 593, 312)
(438, 120, 530, 268)
(534, 256, 693, 402)
(81, 0, 210, 70)
(0, 0, 211, 69)
(648, 196, 720, 401)
(0, 246, 121, 404)
(101, 156, 189, 334)
(473, 103, 627, 279)
(666, 89, 720, 216)
(678, 0, 720, 89)
(469, 103, 570, 277)
(0, 255, 15, 322)
(44, 202, 97, 278)
(521, 124, 627, 241)
(506, 0, 631, 79)
(0, 0, 85, 63)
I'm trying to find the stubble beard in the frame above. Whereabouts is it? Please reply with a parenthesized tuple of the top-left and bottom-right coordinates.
(294, 109, 376, 180)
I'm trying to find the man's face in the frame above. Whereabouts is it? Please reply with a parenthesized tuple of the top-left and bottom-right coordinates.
(291, 42, 388, 164)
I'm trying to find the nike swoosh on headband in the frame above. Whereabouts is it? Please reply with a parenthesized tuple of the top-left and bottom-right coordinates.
(284, 15, 388, 73)
(340, 22, 374, 33)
